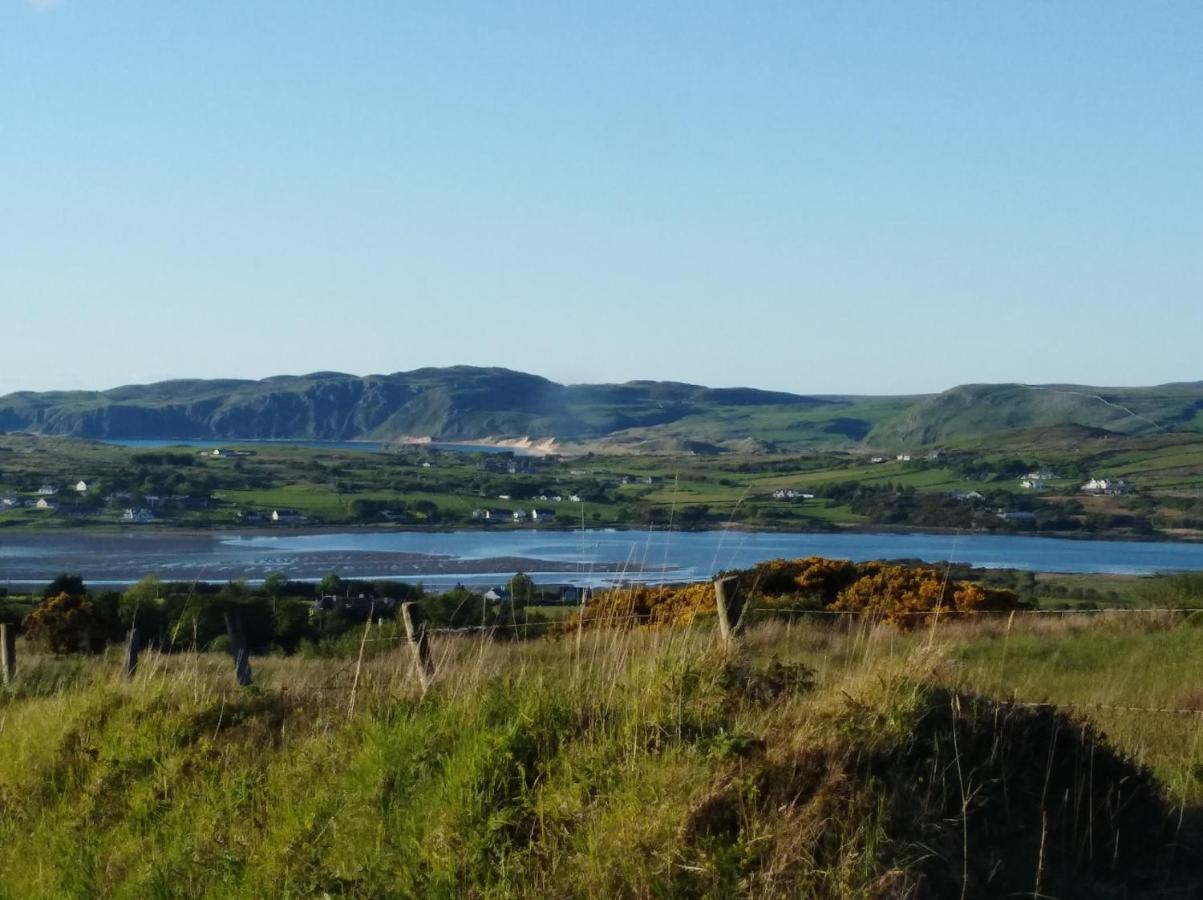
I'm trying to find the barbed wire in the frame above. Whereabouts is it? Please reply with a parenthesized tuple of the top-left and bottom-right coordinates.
(1001, 699, 1203, 717)
(338, 604, 1203, 641)
(102, 603, 1203, 721)
(748, 605, 1203, 618)
(245, 683, 1203, 720)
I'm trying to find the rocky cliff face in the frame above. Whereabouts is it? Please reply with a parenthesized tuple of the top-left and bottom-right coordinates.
(0, 367, 827, 443)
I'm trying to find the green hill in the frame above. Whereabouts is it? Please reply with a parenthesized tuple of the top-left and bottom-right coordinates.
(2, 370, 1201, 452)
(870, 382, 1203, 447)
(0, 368, 907, 451)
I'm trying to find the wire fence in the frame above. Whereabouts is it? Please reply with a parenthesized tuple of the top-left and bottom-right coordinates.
(349, 603, 1203, 643)
(9, 599, 1203, 724)
(207, 602, 1203, 720)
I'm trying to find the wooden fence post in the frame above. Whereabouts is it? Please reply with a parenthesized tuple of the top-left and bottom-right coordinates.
(123, 627, 141, 680)
(224, 611, 253, 686)
(401, 602, 434, 695)
(1, 624, 14, 686)
(574, 588, 588, 674)
(714, 576, 745, 647)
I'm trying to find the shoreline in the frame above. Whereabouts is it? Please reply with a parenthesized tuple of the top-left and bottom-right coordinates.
(2, 524, 1203, 585)
(4, 519, 1201, 545)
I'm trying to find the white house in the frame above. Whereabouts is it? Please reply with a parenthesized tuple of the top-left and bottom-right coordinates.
(532, 508, 556, 522)
(123, 507, 154, 522)
(272, 509, 308, 524)
(1019, 478, 1045, 490)
(896, 454, 912, 462)
(36, 485, 58, 496)
(1082, 478, 1127, 495)
(568, 494, 582, 503)
(512, 509, 529, 522)
(35, 498, 58, 511)
(772, 489, 814, 500)
(74, 480, 89, 493)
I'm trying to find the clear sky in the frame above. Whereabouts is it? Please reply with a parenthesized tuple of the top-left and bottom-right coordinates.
(2, 1, 1200, 396)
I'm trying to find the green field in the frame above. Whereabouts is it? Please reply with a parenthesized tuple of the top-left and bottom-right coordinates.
(2, 429, 1203, 539)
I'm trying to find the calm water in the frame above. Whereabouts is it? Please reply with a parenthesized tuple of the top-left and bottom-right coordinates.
(2, 528, 1203, 587)
(102, 439, 531, 455)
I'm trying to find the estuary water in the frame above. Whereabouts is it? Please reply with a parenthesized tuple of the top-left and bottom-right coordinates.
(2, 528, 1203, 587)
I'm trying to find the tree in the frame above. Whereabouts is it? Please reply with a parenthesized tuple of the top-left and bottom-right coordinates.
(319, 571, 343, 598)
(272, 599, 313, 653)
(506, 572, 536, 611)
(119, 575, 169, 644)
(411, 499, 440, 522)
(263, 572, 289, 612)
(42, 573, 86, 599)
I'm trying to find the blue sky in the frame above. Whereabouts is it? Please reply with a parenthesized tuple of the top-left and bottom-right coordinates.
(2, 1, 1200, 395)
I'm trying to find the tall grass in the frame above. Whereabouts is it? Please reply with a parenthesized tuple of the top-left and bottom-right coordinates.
(0, 611, 1200, 897)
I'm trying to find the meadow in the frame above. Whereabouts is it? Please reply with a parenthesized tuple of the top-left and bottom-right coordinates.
(1, 605, 1202, 897)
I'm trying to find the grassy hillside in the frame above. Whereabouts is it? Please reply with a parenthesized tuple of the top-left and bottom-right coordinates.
(872, 382, 1203, 447)
(2, 605, 1203, 896)
(4, 369, 1202, 454)
(0, 367, 908, 451)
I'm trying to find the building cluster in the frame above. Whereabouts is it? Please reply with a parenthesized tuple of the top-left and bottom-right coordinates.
(0, 477, 217, 524)
(1081, 478, 1128, 495)
(471, 507, 558, 524)
(950, 490, 985, 502)
(1019, 470, 1056, 490)
(1, 480, 88, 515)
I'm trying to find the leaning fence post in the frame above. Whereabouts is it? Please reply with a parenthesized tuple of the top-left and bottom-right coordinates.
(714, 576, 745, 647)
(123, 627, 141, 680)
(223, 611, 253, 686)
(1, 623, 14, 686)
(574, 589, 588, 675)
(401, 602, 434, 695)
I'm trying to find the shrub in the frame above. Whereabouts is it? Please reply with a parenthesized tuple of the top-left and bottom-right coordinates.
(23, 592, 108, 654)
(573, 557, 1021, 632)
(832, 564, 1017, 627)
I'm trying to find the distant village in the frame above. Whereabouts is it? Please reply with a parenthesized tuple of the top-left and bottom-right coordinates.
(0, 437, 1152, 539)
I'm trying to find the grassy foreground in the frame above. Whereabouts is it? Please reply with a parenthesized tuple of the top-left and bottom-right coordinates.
(1, 615, 1203, 897)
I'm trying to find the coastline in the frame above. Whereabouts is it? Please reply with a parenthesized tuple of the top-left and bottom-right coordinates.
(4, 525, 1203, 585)
(4, 519, 1200, 545)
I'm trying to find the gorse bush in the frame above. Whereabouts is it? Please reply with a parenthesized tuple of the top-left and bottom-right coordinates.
(576, 556, 1022, 631)
(830, 565, 1018, 626)
(23, 593, 109, 654)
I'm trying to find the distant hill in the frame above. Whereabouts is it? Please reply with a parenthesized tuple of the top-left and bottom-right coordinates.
(869, 382, 1203, 446)
(2, 370, 1199, 452)
(0, 367, 901, 452)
